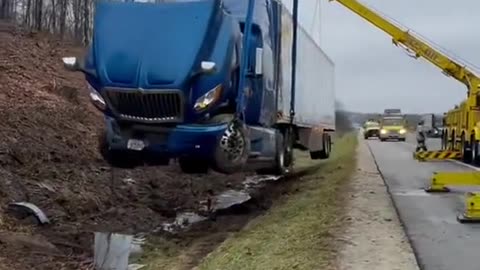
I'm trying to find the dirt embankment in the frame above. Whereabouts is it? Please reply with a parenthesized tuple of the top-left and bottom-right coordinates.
(0, 21, 247, 269)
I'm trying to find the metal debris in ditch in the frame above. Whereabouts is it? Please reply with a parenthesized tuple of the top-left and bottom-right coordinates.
(128, 264, 146, 270)
(94, 232, 147, 270)
(130, 234, 146, 256)
(158, 174, 282, 234)
(94, 232, 132, 270)
(243, 175, 282, 188)
(211, 190, 251, 211)
(7, 202, 50, 225)
(160, 212, 208, 233)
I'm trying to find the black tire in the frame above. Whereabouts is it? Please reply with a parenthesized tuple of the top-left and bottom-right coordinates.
(283, 127, 294, 168)
(257, 128, 294, 175)
(462, 135, 472, 163)
(211, 121, 250, 174)
(98, 131, 141, 168)
(472, 138, 479, 165)
(178, 157, 209, 174)
(380, 138, 386, 142)
(399, 138, 406, 142)
(441, 131, 447, 150)
(449, 132, 455, 150)
(310, 133, 330, 160)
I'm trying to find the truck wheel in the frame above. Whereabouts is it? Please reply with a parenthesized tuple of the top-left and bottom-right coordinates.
(98, 131, 141, 168)
(462, 136, 473, 164)
(310, 133, 330, 160)
(472, 139, 479, 165)
(257, 128, 294, 175)
(211, 121, 250, 174)
(178, 157, 209, 174)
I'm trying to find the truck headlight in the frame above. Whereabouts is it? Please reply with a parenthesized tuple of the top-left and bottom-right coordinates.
(88, 84, 106, 111)
(380, 129, 387, 134)
(399, 129, 406, 134)
(194, 84, 223, 111)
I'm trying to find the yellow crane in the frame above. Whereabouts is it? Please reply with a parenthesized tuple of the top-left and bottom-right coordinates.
(330, 0, 480, 164)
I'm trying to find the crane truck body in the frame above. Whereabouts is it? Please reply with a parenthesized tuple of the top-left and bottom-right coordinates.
(331, 0, 480, 163)
(62, 0, 335, 174)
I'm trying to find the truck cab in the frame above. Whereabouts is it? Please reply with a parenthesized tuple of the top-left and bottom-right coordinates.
(363, 120, 380, 139)
(379, 116, 407, 141)
(61, 0, 336, 175)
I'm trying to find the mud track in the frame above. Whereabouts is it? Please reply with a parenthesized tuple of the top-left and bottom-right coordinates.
(139, 166, 323, 270)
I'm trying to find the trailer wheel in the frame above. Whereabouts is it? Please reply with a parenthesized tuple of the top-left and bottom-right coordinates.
(178, 157, 209, 174)
(257, 128, 294, 175)
(310, 133, 330, 160)
(283, 127, 294, 168)
(211, 121, 250, 174)
(98, 130, 141, 169)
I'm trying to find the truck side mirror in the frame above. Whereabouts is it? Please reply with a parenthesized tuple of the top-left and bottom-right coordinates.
(200, 61, 216, 74)
(254, 47, 263, 76)
(62, 56, 80, 71)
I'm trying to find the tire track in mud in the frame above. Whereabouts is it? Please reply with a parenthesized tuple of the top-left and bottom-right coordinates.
(134, 163, 326, 269)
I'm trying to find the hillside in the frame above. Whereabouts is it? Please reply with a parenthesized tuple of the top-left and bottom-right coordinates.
(0, 21, 247, 269)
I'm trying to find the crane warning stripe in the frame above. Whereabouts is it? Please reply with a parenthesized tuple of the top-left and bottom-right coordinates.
(414, 151, 462, 160)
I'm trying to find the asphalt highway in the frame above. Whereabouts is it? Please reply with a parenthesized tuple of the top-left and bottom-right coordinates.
(366, 134, 480, 270)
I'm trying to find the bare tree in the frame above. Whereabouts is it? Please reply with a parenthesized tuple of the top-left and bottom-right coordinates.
(1, 0, 95, 43)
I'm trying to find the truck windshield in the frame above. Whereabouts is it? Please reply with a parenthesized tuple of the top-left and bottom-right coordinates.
(382, 118, 404, 126)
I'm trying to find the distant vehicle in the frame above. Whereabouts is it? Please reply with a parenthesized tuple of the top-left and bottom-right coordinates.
(421, 113, 443, 138)
(379, 115, 407, 141)
(363, 120, 380, 139)
(384, 108, 402, 115)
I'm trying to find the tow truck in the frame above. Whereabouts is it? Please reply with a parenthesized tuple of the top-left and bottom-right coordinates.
(363, 119, 380, 139)
(379, 115, 407, 142)
(330, 0, 480, 222)
(331, 0, 480, 163)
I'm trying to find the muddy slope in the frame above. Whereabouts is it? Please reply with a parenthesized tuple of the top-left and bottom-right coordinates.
(0, 21, 246, 269)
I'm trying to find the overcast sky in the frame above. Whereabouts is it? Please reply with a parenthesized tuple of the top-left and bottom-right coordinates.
(284, 0, 480, 114)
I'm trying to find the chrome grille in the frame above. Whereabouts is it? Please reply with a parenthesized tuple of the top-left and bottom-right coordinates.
(104, 89, 184, 123)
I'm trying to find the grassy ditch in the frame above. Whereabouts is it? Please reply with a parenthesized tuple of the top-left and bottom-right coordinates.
(138, 133, 358, 270)
(197, 133, 358, 270)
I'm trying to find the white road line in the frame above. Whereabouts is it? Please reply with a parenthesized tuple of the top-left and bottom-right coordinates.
(448, 159, 480, 171)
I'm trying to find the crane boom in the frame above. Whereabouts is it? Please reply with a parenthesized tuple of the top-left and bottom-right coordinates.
(332, 0, 480, 163)
(331, 0, 480, 91)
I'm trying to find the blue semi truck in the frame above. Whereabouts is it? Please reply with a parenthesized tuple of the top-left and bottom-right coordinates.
(62, 0, 335, 175)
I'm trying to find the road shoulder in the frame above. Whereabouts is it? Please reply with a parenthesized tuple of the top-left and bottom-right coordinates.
(336, 138, 419, 270)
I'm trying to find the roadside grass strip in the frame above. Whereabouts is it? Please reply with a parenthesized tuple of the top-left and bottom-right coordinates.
(198, 133, 358, 270)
